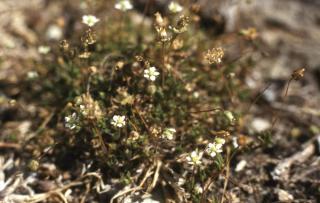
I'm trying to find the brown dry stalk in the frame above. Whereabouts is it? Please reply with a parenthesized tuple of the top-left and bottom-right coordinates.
(0, 142, 21, 149)
(188, 107, 223, 114)
(110, 164, 155, 203)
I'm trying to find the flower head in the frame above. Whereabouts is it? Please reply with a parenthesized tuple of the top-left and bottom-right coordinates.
(171, 15, 189, 34)
(65, 112, 80, 131)
(186, 150, 203, 165)
(75, 94, 103, 120)
(194, 183, 203, 194)
(27, 71, 39, 80)
(168, 2, 183, 13)
(154, 12, 166, 27)
(205, 143, 222, 158)
(214, 137, 226, 148)
(115, 0, 133, 11)
(204, 47, 224, 64)
(144, 66, 160, 81)
(291, 68, 305, 81)
(161, 128, 176, 140)
(156, 27, 171, 42)
(82, 15, 100, 27)
(177, 177, 186, 186)
(38, 46, 51, 54)
(111, 115, 126, 128)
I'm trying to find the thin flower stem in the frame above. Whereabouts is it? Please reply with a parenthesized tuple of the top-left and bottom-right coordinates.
(247, 82, 272, 112)
(284, 78, 293, 98)
(128, 118, 139, 132)
(139, 0, 152, 28)
(222, 73, 234, 105)
(161, 42, 166, 87)
(118, 13, 125, 47)
(191, 166, 196, 193)
(271, 77, 294, 130)
(220, 148, 231, 203)
(92, 125, 108, 155)
(133, 106, 151, 136)
(86, 74, 93, 94)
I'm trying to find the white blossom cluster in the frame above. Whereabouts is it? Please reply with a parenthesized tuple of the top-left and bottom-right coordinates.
(205, 137, 226, 158)
(186, 137, 226, 167)
(111, 115, 126, 128)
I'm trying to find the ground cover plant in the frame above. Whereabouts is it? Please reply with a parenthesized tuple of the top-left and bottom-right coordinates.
(0, 0, 319, 202)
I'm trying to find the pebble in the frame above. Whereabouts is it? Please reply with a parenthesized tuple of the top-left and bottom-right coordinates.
(277, 189, 294, 202)
(251, 118, 271, 132)
(235, 160, 247, 172)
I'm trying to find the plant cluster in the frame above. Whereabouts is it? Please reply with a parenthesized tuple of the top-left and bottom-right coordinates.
(23, 0, 303, 202)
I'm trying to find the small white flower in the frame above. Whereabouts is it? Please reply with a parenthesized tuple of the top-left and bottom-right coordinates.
(194, 183, 203, 194)
(144, 67, 160, 81)
(177, 177, 186, 186)
(115, 0, 133, 11)
(27, 71, 39, 80)
(206, 138, 225, 158)
(205, 143, 222, 158)
(168, 2, 183, 13)
(161, 128, 176, 140)
(38, 46, 51, 54)
(214, 137, 226, 149)
(79, 105, 88, 116)
(82, 15, 100, 27)
(111, 115, 126, 128)
(186, 150, 203, 165)
(65, 113, 80, 130)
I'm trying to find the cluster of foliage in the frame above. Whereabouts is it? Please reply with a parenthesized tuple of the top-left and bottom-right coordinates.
(24, 0, 279, 202)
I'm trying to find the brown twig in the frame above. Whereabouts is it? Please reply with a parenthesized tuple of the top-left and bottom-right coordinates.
(0, 142, 21, 150)
(147, 159, 162, 192)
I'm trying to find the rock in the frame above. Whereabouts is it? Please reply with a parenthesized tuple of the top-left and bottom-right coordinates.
(250, 118, 271, 132)
(277, 189, 294, 202)
(235, 160, 247, 172)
